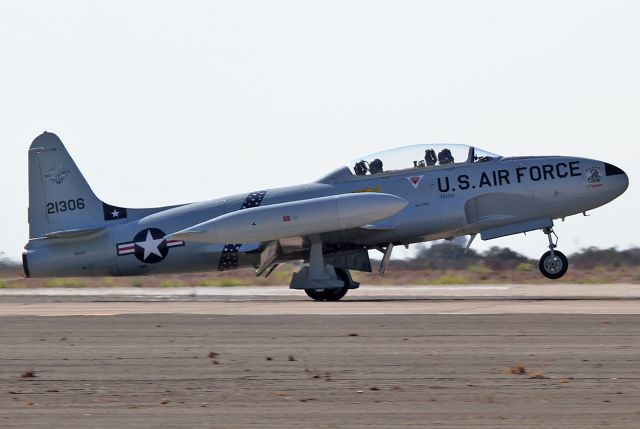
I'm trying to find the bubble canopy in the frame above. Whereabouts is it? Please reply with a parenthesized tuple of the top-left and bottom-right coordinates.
(348, 144, 501, 176)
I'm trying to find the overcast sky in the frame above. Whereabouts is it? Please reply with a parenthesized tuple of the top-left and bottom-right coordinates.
(1, 1, 638, 261)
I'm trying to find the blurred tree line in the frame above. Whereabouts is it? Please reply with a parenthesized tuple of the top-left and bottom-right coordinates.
(0, 252, 15, 267)
(2, 246, 640, 275)
(0, 252, 20, 275)
(392, 242, 640, 270)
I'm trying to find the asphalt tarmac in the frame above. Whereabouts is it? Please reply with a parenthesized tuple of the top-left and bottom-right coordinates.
(1, 284, 639, 428)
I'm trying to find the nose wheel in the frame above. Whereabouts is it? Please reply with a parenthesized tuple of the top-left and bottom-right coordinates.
(539, 250, 568, 279)
(539, 227, 568, 279)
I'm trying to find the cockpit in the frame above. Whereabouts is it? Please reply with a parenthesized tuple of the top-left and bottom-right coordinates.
(348, 144, 501, 176)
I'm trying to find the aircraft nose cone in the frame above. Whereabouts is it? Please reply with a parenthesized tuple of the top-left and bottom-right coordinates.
(605, 163, 629, 195)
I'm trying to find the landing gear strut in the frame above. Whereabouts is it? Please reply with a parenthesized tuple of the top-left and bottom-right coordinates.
(290, 236, 359, 301)
(538, 227, 568, 279)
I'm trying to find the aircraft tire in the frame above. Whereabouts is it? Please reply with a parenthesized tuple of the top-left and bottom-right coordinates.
(539, 250, 568, 279)
(304, 269, 350, 301)
(304, 285, 349, 301)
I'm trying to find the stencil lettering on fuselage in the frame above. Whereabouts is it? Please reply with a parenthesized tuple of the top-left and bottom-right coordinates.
(436, 161, 582, 193)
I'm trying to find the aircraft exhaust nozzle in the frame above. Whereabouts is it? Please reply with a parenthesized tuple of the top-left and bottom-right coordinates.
(167, 193, 408, 244)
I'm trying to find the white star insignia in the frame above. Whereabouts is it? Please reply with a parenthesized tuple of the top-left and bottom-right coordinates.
(136, 230, 164, 261)
(111, 209, 120, 218)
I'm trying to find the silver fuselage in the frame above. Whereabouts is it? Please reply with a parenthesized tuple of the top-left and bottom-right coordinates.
(24, 155, 628, 277)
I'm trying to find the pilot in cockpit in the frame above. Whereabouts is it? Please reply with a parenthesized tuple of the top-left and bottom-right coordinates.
(425, 149, 437, 166)
(438, 148, 454, 165)
(369, 158, 383, 174)
(354, 160, 368, 176)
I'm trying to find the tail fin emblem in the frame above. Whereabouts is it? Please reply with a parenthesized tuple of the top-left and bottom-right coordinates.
(45, 165, 70, 185)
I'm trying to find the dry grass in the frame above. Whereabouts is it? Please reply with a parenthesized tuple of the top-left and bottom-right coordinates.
(3, 264, 640, 288)
(430, 274, 470, 285)
(44, 278, 86, 288)
(196, 278, 244, 287)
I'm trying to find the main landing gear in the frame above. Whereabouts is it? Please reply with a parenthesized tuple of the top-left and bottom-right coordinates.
(290, 236, 359, 301)
(538, 227, 568, 279)
(304, 268, 352, 301)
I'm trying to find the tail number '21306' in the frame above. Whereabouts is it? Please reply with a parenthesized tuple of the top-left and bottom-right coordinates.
(46, 198, 86, 214)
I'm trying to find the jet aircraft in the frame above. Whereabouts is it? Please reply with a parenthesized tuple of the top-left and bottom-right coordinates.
(23, 132, 629, 300)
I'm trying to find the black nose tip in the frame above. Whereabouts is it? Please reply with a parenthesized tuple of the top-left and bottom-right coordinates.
(605, 163, 625, 176)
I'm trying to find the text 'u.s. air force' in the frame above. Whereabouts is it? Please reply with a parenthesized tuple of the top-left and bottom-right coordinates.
(437, 161, 582, 193)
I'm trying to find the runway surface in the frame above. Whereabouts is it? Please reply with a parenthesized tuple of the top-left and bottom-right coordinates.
(0, 283, 638, 316)
(1, 284, 639, 428)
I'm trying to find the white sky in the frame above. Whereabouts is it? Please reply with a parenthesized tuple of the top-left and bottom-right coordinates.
(1, 1, 639, 261)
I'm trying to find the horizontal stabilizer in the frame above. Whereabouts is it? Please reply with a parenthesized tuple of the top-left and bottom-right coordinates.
(44, 227, 106, 239)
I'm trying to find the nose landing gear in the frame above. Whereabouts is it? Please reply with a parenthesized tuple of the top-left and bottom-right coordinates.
(539, 227, 568, 279)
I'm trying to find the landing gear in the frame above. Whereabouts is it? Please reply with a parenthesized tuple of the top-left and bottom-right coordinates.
(539, 227, 568, 279)
(304, 268, 351, 301)
(539, 250, 568, 279)
(304, 286, 349, 301)
(290, 236, 359, 301)
(303, 268, 356, 301)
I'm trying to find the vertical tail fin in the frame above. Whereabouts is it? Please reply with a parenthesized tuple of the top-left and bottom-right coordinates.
(28, 132, 125, 238)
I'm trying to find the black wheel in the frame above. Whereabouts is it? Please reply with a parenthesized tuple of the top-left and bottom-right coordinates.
(304, 285, 349, 301)
(539, 250, 568, 279)
(304, 269, 351, 301)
